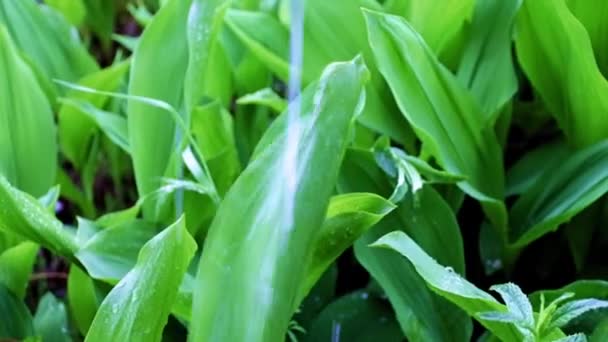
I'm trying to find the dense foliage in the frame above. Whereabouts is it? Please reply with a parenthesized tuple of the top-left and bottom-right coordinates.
(1, 0, 608, 341)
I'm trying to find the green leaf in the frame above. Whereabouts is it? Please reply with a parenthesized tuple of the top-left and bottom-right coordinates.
(0, 283, 34, 339)
(58, 61, 131, 167)
(371, 231, 523, 341)
(0, 242, 38, 298)
(554, 334, 588, 342)
(566, 0, 608, 77)
(67, 266, 103, 336)
(33, 293, 72, 342)
(190, 57, 369, 342)
(363, 10, 507, 240)
(127, 0, 191, 202)
(0, 176, 78, 257)
(0, 24, 57, 196)
(184, 0, 229, 111)
(0, 0, 97, 82)
(237, 87, 287, 113)
(339, 149, 471, 341)
(457, 0, 522, 118)
(83, 0, 115, 47)
(488, 283, 535, 329)
(550, 299, 608, 330)
(506, 141, 570, 197)
(85, 216, 196, 342)
(515, 0, 608, 147)
(396, 0, 474, 54)
(59, 98, 130, 154)
(75, 220, 159, 283)
(297, 193, 395, 304)
(303, 290, 403, 342)
(191, 101, 241, 196)
(225, 2, 415, 147)
(46, 0, 86, 25)
(509, 140, 608, 248)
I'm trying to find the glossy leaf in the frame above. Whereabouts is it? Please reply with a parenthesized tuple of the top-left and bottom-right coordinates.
(85, 217, 196, 342)
(0, 242, 38, 298)
(190, 57, 369, 342)
(303, 290, 403, 342)
(68, 266, 103, 336)
(127, 0, 191, 201)
(0, 0, 97, 82)
(58, 61, 131, 166)
(397, 0, 474, 54)
(33, 293, 72, 342)
(237, 88, 287, 113)
(515, 0, 608, 147)
(457, 0, 522, 119)
(225, 2, 414, 146)
(339, 149, 471, 341)
(297, 193, 395, 304)
(510, 140, 608, 248)
(76, 220, 158, 283)
(372, 231, 523, 341)
(566, 0, 608, 77)
(0, 176, 78, 257)
(364, 10, 507, 238)
(0, 283, 34, 340)
(0, 25, 57, 196)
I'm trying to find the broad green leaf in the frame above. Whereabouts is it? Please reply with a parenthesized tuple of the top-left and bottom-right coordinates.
(506, 141, 570, 197)
(294, 265, 337, 332)
(563, 201, 603, 271)
(190, 57, 369, 342)
(75, 220, 158, 283)
(303, 290, 403, 342)
(68, 266, 103, 336)
(237, 87, 287, 113)
(515, 0, 608, 147)
(364, 10, 507, 238)
(457, 0, 521, 119)
(565, 0, 608, 78)
(372, 231, 523, 341)
(0, 0, 97, 82)
(397, 0, 474, 55)
(530, 281, 608, 307)
(225, 3, 415, 147)
(85, 217, 196, 342)
(58, 61, 131, 167)
(0, 24, 57, 196)
(33, 293, 72, 342)
(46, 0, 86, 25)
(185, 0, 229, 111)
(0, 176, 77, 257)
(0, 242, 38, 298)
(297, 193, 396, 304)
(339, 149, 471, 341)
(590, 317, 608, 342)
(510, 140, 608, 248)
(60, 98, 130, 154)
(0, 283, 34, 339)
(127, 0, 191, 202)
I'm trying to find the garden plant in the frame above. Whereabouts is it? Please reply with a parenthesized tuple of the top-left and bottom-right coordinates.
(1, 0, 608, 341)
